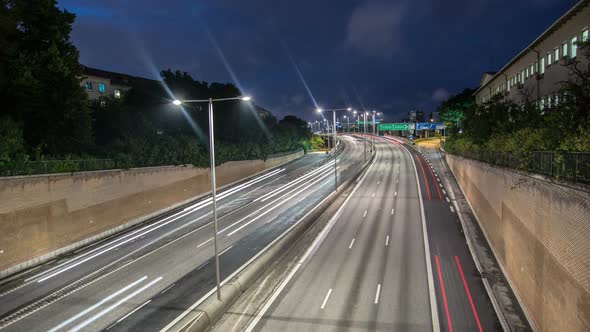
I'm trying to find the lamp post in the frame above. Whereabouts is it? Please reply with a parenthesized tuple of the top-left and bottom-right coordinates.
(371, 111, 381, 149)
(173, 95, 252, 301)
(364, 112, 368, 162)
(317, 107, 352, 191)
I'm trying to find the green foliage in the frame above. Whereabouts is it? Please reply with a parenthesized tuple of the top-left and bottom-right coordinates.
(310, 135, 325, 150)
(438, 88, 475, 128)
(2, 0, 92, 154)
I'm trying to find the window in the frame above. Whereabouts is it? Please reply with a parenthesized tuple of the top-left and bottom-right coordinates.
(583, 29, 588, 42)
(85, 81, 92, 91)
(114, 89, 121, 99)
(555, 94, 559, 106)
(98, 83, 106, 93)
(547, 52, 552, 66)
(562, 42, 568, 57)
(547, 95, 552, 109)
(530, 64, 534, 75)
(571, 36, 578, 58)
(525, 67, 529, 78)
(540, 58, 545, 74)
(522, 70, 525, 81)
(554, 48, 559, 63)
(540, 98, 545, 110)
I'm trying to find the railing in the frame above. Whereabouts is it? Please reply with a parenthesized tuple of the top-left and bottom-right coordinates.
(0, 159, 124, 177)
(447, 149, 590, 184)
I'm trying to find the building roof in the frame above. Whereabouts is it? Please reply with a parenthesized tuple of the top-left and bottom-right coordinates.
(81, 65, 157, 86)
(474, 0, 589, 95)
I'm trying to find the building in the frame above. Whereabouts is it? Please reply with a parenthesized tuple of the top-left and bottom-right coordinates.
(80, 65, 154, 100)
(474, 0, 589, 111)
(408, 110, 416, 122)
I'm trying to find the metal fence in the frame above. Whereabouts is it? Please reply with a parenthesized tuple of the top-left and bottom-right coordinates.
(448, 150, 590, 184)
(0, 159, 122, 177)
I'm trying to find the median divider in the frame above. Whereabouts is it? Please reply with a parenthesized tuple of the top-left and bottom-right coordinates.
(167, 141, 375, 332)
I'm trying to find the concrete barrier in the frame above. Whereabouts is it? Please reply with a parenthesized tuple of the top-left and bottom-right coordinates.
(167, 143, 375, 332)
(445, 153, 590, 332)
(0, 150, 304, 278)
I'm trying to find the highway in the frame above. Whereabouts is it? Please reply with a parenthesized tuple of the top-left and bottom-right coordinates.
(0, 135, 365, 332)
(245, 137, 500, 332)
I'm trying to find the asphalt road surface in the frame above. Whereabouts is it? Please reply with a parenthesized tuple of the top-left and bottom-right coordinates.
(245, 137, 500, 332)
(0, 135, 365, 332)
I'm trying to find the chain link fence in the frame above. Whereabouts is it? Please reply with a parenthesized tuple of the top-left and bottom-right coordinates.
(447, 150, 590, 183)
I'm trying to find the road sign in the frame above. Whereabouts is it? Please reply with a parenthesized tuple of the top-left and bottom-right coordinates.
(409, 134, 414, 140)
(416, 122, 445, 130)
(378, 123, 410, 131)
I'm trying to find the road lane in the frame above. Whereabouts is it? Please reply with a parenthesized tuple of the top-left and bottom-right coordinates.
(0, 136, 364, 332)
(248, 139, 434, 332)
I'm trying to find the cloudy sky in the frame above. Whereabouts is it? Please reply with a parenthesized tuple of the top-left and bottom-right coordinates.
(59, 0, 575, 121)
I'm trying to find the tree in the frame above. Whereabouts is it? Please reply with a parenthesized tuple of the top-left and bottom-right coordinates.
(438, 88, 476, 128)
(2, 0, 92, 155)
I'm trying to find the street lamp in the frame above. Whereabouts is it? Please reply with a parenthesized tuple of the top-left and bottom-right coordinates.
(172, 95, 252, 301)
(316, 107, 352, 191)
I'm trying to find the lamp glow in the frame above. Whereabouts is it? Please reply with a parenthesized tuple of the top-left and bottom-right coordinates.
(241, 96, 252, 101)
(316, 108, 323, 113)
(173, 100, 182, 106)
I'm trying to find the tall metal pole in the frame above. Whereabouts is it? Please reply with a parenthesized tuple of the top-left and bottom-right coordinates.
(364, 113, 367, 163)
(208, 98, 222, 301)
(372, 113, 376, 150)
(332, 110, 337, 191)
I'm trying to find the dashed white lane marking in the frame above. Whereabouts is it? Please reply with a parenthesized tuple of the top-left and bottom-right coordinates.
(349, 238, 355, 249)
(372, 192, 375, 198)
(396, 179, 399, 184)
(219, 245, 233, 256)
(197, 238, 213, 248)
(437, 178, 441, 182)
(385, 236, 390, 247)
(450, 206, 455, 213)
(442, 189, 447, 195)
(321, 289, 333, 309)
(445, 197, 450, 203)
(394, 192, 397, 197)
(439, 183, 443, 188)
(377, 180, 380, 185)
(363, 210, 368, 218)
(391, 208, 394, 215)
(374, 284, 381, 304)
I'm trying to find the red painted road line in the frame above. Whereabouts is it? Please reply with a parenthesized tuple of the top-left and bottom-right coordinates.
(420, 155, 442, 200)
(435, 255, 453, 332)
(455, 256, 483, 332)
(416, 154, 431, 200)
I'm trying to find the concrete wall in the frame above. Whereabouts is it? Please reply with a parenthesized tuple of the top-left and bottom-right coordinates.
(446, 154, 590, 332)
(0, 150, 303, 277)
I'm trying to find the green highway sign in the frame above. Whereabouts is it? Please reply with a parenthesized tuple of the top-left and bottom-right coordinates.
(378, 123, 410, 131)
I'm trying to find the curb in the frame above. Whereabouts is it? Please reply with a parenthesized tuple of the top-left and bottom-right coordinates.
(167, 145, 376, 332)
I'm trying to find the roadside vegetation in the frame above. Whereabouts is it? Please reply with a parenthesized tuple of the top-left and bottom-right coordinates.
(441, 40, 590, 155)
(0, 1, 313, 175)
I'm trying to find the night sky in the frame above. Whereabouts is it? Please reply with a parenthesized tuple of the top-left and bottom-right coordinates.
(59, 0, 575, 121)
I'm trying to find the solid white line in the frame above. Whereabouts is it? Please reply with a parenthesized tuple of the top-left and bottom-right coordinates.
(116, 299, 151, 324)
(374, 284, 381, 304)
(219, 245, 233, 256)
(257, 161, 335, 202)
(363, 210, 367, 218)
(349, 238, 355, 249)
(385, 236, 390, 247)
(67, 277, 162, 332)
(450, 206, 455, 213)
(398, 143, 440, 331)
(161, 284, 175, 294)
(47, 276, 147, 332)
(320, 288, 333, 309)
(243, 152, 376, 332)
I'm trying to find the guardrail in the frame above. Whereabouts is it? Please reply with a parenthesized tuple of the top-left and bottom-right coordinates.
(447, 149, 590, 184)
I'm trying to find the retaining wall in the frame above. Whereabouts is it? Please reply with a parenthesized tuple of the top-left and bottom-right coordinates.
(0, 150, 304, 277)
(446, 153, 590, 332)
